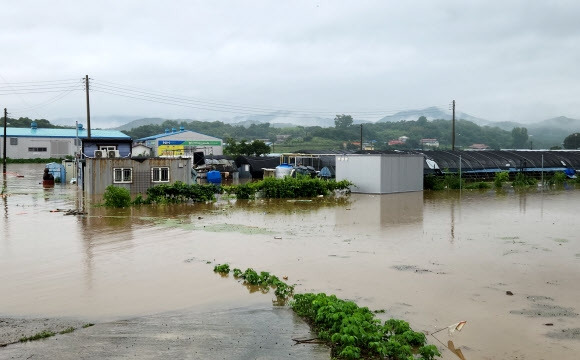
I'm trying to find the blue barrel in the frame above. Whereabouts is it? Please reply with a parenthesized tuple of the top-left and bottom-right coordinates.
(207, 170, 222, 184)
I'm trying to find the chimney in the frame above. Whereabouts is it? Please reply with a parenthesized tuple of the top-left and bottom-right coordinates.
(180, 126, 185, 132)
(172, 128, 176, 133)
(165, 128, 170, 134)
(31, 121, 37, 130)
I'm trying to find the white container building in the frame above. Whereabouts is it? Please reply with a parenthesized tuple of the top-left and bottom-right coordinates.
(335, 153, 424, 194)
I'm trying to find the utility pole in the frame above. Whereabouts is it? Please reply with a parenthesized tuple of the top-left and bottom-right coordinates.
(2, 108, 7, 173)
(85, 75, 91, 139)
(360, 124, 363, 151)
(451, 100, 456, 151)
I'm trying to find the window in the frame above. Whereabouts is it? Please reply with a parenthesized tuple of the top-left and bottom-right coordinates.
(100, 146, 116, 151)
(28, 147, 47, 152)
(152, 167, 169, 182)
(113, 168, 132, 183)
(10, 138, 18, 145)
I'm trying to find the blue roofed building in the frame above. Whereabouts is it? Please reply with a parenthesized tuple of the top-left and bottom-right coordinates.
(136, 126, 223, 158)
(0, 122, 132, 159)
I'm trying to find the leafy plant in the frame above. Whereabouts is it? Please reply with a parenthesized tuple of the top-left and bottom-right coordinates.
(82, 323, 95, 328)
(512, 173, 537, 187)
(103, 185, 131, 208)
(494, 171, 509, 189)
(213, 263, 230, 274)
(291, 293, 439, 359)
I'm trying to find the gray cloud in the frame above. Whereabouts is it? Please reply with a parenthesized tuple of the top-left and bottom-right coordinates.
(1, 0, 579, 125)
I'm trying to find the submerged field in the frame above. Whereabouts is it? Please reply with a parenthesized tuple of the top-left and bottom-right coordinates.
(1, 163, 579, 359)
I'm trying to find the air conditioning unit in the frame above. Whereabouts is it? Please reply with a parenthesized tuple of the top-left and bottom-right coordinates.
(108, 150, 120, 158)
(94, 150, 104, 158)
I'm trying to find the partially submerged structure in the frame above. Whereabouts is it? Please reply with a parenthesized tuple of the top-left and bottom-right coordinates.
(84, 157, 193, 195)
(336, 153, 424, 194)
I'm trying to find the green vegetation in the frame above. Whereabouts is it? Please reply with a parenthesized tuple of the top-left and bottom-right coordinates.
(548, 172, 567, 186)
(563, 132, 580, 149)
(19, 330, 56, 342)
(103, 185, 132, 208)
(120, 117, 537, 151)
(213, 264, 295, 301)
(224, 177, 352, 199)
(292, 294, 439, 359)
(103, 178, 351, 207)
(463, 181, 491, 190)
(213, 263, 230, 274)
(512, 173, 537, 188)
(224, 138, 271, 156)
(212, 263, 439, 359)
(82, 323, 95, 328)
(144, 182, 219, 204)
(494, 171, 509, 189)
(58, 327, 75, 335)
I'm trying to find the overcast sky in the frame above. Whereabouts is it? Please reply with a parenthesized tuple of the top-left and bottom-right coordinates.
(1, 0, 579, 127)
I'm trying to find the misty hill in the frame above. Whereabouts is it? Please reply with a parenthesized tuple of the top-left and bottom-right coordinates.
(231, 111, 335, 128)
(377, 107, 490, 126)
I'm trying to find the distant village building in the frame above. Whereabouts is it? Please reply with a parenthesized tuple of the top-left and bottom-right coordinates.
(468, 143, 490, 150)
(0, 122, 131, 159)
(388, 136, 408, 146)
(136, 127, 223, 158)
(420, 138, 439, 148)
(276, 134, 291, 142)
(131, 144, 153, 157)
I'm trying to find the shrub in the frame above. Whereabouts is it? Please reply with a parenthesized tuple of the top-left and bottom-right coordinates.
(494, 171, 509, 188)
(512, 173, 537, 187)
(103, 185, 131, 208)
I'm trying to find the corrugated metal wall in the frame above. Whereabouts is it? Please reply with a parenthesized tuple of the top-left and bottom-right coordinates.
(336, 154, 423, 194)
(85, 158, 193, 195)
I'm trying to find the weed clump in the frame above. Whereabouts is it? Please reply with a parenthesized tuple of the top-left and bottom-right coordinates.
(292, 293, 440, 360)
(19, 330, 56, 342)
(103, 185, 132, 208)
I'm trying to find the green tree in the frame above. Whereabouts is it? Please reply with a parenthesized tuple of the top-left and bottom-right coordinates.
(511, 127, 529, 148)
(563, 132, 580, 149)
(334, 114, 353, 129)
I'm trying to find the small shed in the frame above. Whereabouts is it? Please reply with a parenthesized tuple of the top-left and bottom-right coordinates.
(84, 157, 193, 195)
(335, 153, 424, 194)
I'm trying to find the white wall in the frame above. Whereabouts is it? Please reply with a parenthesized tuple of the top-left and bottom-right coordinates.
(336, 154, 423, 194)
(0, 137, 75, 159)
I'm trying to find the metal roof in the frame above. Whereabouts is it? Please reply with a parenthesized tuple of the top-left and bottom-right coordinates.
(4, 127, 131, 139)
(137, 129, 220, 141)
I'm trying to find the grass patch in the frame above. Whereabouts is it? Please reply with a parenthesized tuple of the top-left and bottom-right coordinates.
(58, 327, 75, 334)
(19, 330, 56, 342)
(82, 323, 95, 328)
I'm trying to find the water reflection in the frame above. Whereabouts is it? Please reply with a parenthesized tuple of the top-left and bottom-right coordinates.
(335, 192, 423, 228)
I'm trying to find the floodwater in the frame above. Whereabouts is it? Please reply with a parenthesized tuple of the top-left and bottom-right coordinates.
(1, 163, 580, 360)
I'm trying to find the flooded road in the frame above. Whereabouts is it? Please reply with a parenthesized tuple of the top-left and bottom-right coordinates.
(1, 163, 579, 359)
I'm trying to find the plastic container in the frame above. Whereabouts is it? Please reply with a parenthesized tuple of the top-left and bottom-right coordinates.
(207, 170, 222, 184)
(275, 163, 293, 178)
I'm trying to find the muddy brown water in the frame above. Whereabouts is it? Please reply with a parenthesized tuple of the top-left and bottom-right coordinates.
(1, 163, 579, 359)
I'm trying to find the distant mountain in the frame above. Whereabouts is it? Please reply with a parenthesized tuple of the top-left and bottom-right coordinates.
(115, 118, 171, 131)
(231, 111, 334, 128)
(52, 115, 141, 129)
(531, 116, 580, 132)
(377, 107, 490, 126)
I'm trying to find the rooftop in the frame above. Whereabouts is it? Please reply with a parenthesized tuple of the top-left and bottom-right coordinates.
(4, 127, 130, 140)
